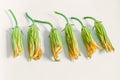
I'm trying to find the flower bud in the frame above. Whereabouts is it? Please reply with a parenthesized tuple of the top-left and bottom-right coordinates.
(81, 27, 101, 58)
(27, 24, 42, 60)
(26, 13, 42, 61)
(65, 24, 81, 60)
(9, 9, 24, 58)
(12, 27, 24, 57)
(50, 28, 63, 61)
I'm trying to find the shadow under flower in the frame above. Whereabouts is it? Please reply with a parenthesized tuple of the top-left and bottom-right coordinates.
(22, 26, 29, 61)
(6, 28, 13, 58)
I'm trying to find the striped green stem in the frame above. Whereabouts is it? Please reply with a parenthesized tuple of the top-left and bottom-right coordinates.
(84, 16, 97, 22)
(9, 9, 18, 27)
(25, 12, 35, 24)
(71, 17, 85, 27)
(54, 11, 69, 24)
(34, 20, 54, 29)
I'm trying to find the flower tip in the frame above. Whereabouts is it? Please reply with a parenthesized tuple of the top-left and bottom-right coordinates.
(70, 59, 74, 62)
(54, 56, 60, 62)
(88, 54, 93, 59)
(55, 59, 60, 62)
(96, 45, 102, 49)
(76, 55, 81, 59)
(29, 57, 32, 61)
(113, 48, 115, 51)
(13, 53, 17, 58)
(13, 51, 23, 58)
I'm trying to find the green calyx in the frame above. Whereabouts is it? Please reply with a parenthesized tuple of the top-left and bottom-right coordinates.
(54, 11, 69, 24)
(25, 12, 35, 24)
(71, 17, 85, 28)
(34, 20, 54, 29)
(9, 9, 18, 27)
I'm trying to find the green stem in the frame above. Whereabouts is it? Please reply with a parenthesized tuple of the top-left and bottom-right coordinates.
(9, 9, 18, 27)
(54, 11, 69, 24)
(34, 20, 54, 29)
(84, 16, 97, 22)
(25, 12, 34, 24)
(71, 17, 84, 27)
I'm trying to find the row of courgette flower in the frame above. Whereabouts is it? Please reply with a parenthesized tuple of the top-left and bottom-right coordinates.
(9, 9, 114, 61)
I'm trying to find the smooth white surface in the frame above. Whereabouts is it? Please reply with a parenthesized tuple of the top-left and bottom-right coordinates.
(0, 0, 120, 80)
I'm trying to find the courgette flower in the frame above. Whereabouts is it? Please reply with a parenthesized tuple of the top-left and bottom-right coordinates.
(26, 13, 42, 60)
(34, 20, 63, 61)
(55, 11, 81, 61)
(9, 9, 24, 58)
(84, 16, 114, 52)
(71, 17, 101, 58)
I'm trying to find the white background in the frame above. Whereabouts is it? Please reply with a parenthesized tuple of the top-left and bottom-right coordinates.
(0, 0, 120, 80)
